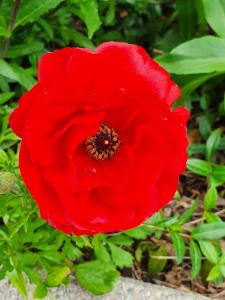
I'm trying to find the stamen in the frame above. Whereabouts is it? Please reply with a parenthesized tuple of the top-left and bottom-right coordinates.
(84, 123, 121, 160)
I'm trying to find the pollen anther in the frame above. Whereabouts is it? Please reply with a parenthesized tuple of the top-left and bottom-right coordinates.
(84, 123, 121, 160)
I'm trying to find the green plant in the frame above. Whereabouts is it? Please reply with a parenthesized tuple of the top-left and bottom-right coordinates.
(0, 0, 225, 298)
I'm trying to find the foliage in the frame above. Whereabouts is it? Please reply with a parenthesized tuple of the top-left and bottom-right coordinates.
(0, 0, 224, 298)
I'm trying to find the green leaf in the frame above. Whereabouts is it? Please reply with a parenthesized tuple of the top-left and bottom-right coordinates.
(187, 159, 212, 177)
(174, 190, 181, 199)
(40, 250, 63, 264)
(204, 185, 218, 210)
(1, 114, 8, 135)
(176, 73, 219, 101)
(145, 212, 162, 225)
(37, 18, 54, 40)
(72, 0, 101, 39)
(148, 245, 168, 276)
(200, 94, 210, 110)
(207, 265, 221, 281)
(92, 235, 111, 263)
(156, 36, 225, 74)
(107, 234, 134, 246)
(104, 0, 116, 26)
(205, 211, 222, 223)
(0, 60, 36, 89)
(63, 240, 82, 260)
(159, 216, 179, 228)
(18, 252, 39, 268)
(178, 197, 199, 225)
(192, 222, 225, 240)
(0, 172, 16, 194)
(108, 243, 133, 268)
(62, 28, 95, 49)
(135, 242, 154, 263)
(124, 225, 152, 239)
(206, 128, 222, 161)
(10, 64, 36, 90)
(0, 2, 14, 21)
(0, 92, 15, 105)
(0, 149, 8, 167)
(199, 115, 212, 140)
(0, 26, 10, 37)
(171, 36, 225, 58)
(195, 0, 206, 29)
(176, 0, 197, 40)
(218, 136, 225, 150)
(156, 54, 225, 74)
(7, 270, 27, 299)
(220, 253, 225, 264)
(0, 59, 19, 81)
(211, 165, 225, 185)
(33, 283, 48, 299)
(199, 241, 218, 264)
(6, 42, 44, 58)
(219, 265, 225, 277)
(188, 143, 206, 156)
(202, 0, 225, 37)
(135, 245, 144, 263)
(24, 267, 41, 285)
(15, 0, 64, 28)
(45, 266, 70, 287)
(72, 235, 91, 248)
(190, 240, 202, 279)
(75, 260, 119, 295)
(170, 231, 186, 264)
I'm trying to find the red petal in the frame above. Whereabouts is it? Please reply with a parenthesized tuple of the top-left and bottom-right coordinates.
(96, 42, 180, 105)
(9, 84, 42, 138)
(38, 47, 93, 85)
(19, 142, 73, 231)
(166, 82, 181, 105)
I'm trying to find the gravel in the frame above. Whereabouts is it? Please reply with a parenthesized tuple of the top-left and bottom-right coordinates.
(0, 277, 212, 300)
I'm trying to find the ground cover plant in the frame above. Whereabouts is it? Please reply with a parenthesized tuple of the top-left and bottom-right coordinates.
(0, 0, 225, 299)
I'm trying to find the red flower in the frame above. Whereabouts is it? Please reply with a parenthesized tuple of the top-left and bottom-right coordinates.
(10, 42, 189, 235)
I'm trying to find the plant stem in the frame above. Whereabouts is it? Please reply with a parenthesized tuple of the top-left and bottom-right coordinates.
(184, 208, 225, 227)
(1, 0, 20, 58)
(150, 255, 205, 260)
(144, 224, 191, 239)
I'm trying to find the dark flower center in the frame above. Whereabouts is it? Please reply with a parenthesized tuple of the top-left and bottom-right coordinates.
(84, 123, 121, 160)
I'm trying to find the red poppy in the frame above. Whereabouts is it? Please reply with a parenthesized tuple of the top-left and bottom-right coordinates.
(10, 42, 189, 235)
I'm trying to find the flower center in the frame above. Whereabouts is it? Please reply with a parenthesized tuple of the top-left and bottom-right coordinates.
(84, 123, 121, 160)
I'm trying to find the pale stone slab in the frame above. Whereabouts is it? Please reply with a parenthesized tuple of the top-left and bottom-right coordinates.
(0, 277, 212, 300)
